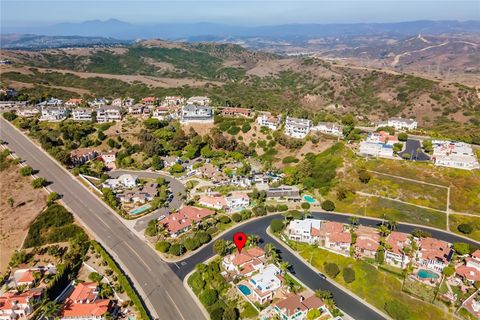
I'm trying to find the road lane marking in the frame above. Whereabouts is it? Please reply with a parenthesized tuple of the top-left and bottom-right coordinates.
(166, 291, 186, 320)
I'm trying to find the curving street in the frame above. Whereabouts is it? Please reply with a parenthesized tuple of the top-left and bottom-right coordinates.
(0, 118, 205, 320)
(170, 212, 479, 320)
(109, 169, 186, 232)
(2, 116, 479, 320)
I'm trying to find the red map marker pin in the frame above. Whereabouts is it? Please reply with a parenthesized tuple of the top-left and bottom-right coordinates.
(233, 232, 247, 253)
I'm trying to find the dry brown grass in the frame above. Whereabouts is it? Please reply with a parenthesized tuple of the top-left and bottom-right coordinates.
(0, 161, 47, 273)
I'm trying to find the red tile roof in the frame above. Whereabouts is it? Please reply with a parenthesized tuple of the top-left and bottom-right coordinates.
(386, 231, 410, 255)
(162, 206, 215, 234)
(328, 231, 352, 243)
(67, 99, 83, 104)
(356, 237, 379, 252)
(17, 270, 35, 284)
(222, 107, 251, 115)
(62, 299, 111, 318)
(230, 247, 265, 267)
(420, 237, 451, 262)
(472, 250, 480, 259)
(69, 282, 97, 302)
(274, 293, 324, 317)
(319, 221, 344, 236)
(61, 282, 112, 318)
(456, 265, 480, 281)
(0, 290, 43, 310)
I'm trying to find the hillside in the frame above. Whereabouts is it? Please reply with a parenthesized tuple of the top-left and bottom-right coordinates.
(1, 40, 479, 142)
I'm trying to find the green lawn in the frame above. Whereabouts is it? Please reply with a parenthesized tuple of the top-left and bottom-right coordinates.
(288, 241, 452, 320)
(335, 195, 447, 230)
(449, 214, 480, 241)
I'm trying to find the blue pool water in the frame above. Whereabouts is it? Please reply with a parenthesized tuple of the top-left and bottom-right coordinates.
(417, 269, 439, 279)
(303, 195, 316, 204)
(238, 284, 251, 295)
(129, 204, 151, 215)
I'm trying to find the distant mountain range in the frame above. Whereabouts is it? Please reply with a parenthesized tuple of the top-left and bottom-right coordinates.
(3, 19, 480, 41)
(0, 33, 130, 49)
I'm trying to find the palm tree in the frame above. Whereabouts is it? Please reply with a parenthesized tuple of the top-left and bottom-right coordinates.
(279, 261, 290, 274)
(41, 301, 61, 319)
(378, 224, 390, 237)
(387, 218, 398, 231)
(264, 243, 275, 258)
(348, 216, 359, 230)
(270, 251, 280, 264)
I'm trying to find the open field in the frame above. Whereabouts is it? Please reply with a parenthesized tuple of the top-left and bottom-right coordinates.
(288, 241, 452, 320)
(0, 159, 47, 273)
(335, 195, 447, 229)
(359, 173, 448, 211)
(449, 214, 480, 241)
(360, 158, 480, 215)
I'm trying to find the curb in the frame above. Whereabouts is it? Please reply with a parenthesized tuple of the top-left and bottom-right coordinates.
(265, 227, 392, 320)
(1, 119, 159, 319)
(181, 259, 214, 320)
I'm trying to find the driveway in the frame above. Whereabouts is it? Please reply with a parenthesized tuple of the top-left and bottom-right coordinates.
(399, 139, 430, 161)
(109, 170, 186, 232)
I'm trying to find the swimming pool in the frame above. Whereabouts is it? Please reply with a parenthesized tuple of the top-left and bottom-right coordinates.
(303, 195, 316, 204)
(129, 204, 151, 215)
(417, 269, 439, 279)
(237, 284, 251, 295)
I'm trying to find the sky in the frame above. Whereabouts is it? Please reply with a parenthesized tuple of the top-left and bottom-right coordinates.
(2, 0, 479, 27)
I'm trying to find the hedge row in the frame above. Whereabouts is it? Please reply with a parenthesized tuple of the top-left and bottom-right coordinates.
(91, 241, 150, 320)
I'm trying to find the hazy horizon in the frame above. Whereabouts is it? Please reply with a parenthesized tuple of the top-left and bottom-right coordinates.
(2, 0, 479, 29)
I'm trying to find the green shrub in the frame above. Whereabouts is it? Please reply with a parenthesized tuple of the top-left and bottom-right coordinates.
(231, 213, 242, 222)
(342, 267, 355, 283)
(194, 231, 212, 245)
(88, 272, 103, 283)
(24, 204, 83, 248)
(398, 133, 408, 141)
(199, 288, 218, 306)
(213, 239, 228, 256)
(91, 241, 149, 320)
(301, 202, 311, 210)
(270, 219, 284, 233)
(358, 170, 371, 184)
(401, 153, 411, 160)
(155, 241, 171, 253)
(47, 192, 61, 204)
(282, 156, 299, 164)
(32, 177, 48, 189)
(168, 243, 185, 256)
(458, 223, 473, 234)
(3, 112, 17, 121)
(325, 263, 340, 278)
(227, 126, 241, 135)
(20, 166, 34, 176)
(241, 122, 251, 133)
(222, 307, 239, 320)
(276, 204, 289, 212)
(210, 307, 224, 320)
(321, 200, 335, 211)
(188, 271, 205, 294)
(183, 237, 201, 251)
(218, 215, 231, 224)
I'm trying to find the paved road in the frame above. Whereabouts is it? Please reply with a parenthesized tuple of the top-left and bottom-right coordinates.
(0, 118, 205, 320)
(399, 139, 430, 161)
(4, 117, 479, 320)
(109, 170, 186, 232)
(173, 211, 479, 320)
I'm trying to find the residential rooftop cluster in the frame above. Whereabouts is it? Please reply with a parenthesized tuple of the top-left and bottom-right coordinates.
(220, 246, 336, 319)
